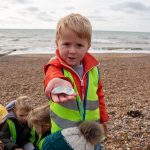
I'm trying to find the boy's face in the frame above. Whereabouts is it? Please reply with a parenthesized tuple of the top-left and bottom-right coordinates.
(14, 108, 29, 124)
(56, 29, 90, 67)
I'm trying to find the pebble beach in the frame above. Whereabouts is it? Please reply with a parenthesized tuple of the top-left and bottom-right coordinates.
(0, 53, 150, 149)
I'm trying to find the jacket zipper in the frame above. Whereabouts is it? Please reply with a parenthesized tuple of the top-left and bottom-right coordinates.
(61, 63, 99, 101)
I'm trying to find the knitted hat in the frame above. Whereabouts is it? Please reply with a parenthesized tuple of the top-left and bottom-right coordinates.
(62, 127, 94, 150)
(43, 122, 105, 150)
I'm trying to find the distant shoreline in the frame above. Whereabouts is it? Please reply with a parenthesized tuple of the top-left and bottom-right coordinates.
(0, 28, 150, 33)
(8, 50, 150, 55)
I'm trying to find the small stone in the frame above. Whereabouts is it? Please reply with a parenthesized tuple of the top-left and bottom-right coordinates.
(51, 86, 75, 95)
(127, 110, 143, 118)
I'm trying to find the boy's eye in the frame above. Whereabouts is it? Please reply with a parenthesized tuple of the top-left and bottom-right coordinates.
(63, 43, 70, 46)
(77, 44, 84, 47)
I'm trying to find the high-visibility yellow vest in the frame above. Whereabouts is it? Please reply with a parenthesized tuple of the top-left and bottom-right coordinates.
(7, 119, 17, 143)
(50, 66, 100, 133)
(30, 128, 45, 150)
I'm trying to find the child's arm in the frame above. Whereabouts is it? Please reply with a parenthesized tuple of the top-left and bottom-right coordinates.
(97, 80, 109, 132)
(45, 78, 77, 102)
(44, 63, 77, 103)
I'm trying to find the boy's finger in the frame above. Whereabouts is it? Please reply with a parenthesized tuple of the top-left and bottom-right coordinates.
(58, 94, 76, 102)
(51, 92, 77, 103)
(59, 95, 68, 102)
(66, 95, 77, 100)
(51, 94, 60, 103)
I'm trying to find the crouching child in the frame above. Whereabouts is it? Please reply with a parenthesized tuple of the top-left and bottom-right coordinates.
(27, 104, 51, 150)
(0, 96, 33, 150)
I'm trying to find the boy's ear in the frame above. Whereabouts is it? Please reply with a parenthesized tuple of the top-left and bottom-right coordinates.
(87, 43, 91, 51)
(55, 40, 58, 48)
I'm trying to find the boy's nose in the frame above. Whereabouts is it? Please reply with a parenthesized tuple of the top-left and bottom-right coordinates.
(69, 46, 76, 53)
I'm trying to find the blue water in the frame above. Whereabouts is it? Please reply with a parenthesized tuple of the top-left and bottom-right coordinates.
(0, 29, 150, 55)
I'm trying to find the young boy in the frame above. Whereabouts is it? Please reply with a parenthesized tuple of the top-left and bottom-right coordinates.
(28, 104, 105, 150)
(0, 96, 33, 150)
(44, 13, 109, 149)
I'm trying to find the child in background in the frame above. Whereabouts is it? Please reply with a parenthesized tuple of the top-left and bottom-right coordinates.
(0, 104, 8, 150)
(43, 121, 105, 150)
(0, 104, 8, 123)
(27, 104, 51, 150)
(0, 96, 33, 150)
(44, 13, 109, 149)
(28, 104, 105, 150)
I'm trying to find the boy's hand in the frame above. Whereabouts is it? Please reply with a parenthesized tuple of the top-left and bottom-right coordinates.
(52, 92, 77, 103)
(45, 78, 77, 102)
(0, 141, 3, 150)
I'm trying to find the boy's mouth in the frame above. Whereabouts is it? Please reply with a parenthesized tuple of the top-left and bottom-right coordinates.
(68, 57, 76, 60)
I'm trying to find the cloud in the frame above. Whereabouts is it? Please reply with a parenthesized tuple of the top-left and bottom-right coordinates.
(92, 9, 101, 14)
(37, 12, 55, 22)
(26, 7, 39, 12)
(64, 6, 75, 10)
(88, 15, 108, 22)
(111, 2, 150, 12)
(0, 6, 8, 9)
(12, 0, 29, 4)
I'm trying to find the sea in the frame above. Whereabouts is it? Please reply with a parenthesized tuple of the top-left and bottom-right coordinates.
(0, 29, 150, 56)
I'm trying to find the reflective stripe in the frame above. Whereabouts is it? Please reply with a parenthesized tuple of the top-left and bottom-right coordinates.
(50, 102, 81, 121)
(51, 111, 80, 131)
(60, 99, 79, 110)
(7, 119, 16, 143)
(60, 99, 98, 110)
(86, 100, 99, 110)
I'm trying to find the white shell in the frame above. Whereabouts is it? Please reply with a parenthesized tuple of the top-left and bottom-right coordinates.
(51, 86, 75, 95)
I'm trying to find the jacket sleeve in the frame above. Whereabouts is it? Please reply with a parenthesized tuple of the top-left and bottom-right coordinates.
(0, 121, 19, 150)
(97, 80, 109, 123)
(44, 64, 64, 89)
(44, 63, 74, 90)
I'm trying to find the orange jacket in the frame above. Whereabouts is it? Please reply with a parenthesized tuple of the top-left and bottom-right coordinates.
(44, 50, 109, 123)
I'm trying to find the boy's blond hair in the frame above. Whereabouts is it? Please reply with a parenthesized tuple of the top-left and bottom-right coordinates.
(56, 13, 92, 44)
(15, 96, 32, 112)
(28, 104, 50, 128)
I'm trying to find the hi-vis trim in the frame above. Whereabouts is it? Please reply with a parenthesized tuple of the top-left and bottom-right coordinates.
(51, 111, 80, 129)
(60, 99, 99, 110)
(50, 102, 81, 121)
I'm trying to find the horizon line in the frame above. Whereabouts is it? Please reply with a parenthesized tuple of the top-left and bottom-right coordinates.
(0, 28, 150, 33)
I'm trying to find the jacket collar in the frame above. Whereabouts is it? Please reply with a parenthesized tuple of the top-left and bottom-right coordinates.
(55, 49, 100, 72)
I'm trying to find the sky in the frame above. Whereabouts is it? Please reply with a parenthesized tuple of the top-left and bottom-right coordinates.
(0, 0, 150, 32)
